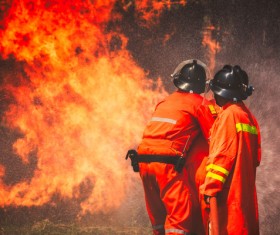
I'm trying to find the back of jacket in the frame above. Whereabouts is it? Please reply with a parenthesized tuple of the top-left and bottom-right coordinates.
(137, 91, 215, 157)
(203, 102, 261, 234)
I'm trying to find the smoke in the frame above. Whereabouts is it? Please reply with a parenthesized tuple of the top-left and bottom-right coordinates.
(117, 1, 280, 234)
(248, 60, 280, 234)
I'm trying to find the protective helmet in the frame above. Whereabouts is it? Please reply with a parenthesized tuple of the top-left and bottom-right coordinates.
(210, 65, 254, 101)
(171, 59, 210, 94)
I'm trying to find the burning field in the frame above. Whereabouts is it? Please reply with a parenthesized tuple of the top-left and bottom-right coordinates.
(0, 0, 280, 234)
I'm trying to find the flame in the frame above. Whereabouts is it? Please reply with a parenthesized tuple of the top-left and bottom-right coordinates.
(0, 0, 221, 219)
(124, 0, 187, 26)
(163, 32, 175, 46)
(0, 0, 168, 215)
(202, 23, 221, 74)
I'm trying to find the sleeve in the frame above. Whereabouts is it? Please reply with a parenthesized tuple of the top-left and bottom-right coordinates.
(196, 100, 218, 140)
(201, 111, 238, 196)
(255, 120, 261, 166)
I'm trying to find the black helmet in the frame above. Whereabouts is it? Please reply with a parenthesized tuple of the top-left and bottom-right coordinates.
(171, 59, 209, 94)
(210, 65, 254, 101)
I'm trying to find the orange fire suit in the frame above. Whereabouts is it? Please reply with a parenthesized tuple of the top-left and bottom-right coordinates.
(137, 91, 216, 235)
(186, 134, 210, 235)
(201, 102, 261, 234)
(195, 105, 221, 233)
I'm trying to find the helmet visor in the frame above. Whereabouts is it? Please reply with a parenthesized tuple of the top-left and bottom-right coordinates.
(210, 81, 248, 101)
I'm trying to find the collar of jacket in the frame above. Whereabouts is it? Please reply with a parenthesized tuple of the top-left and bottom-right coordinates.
(222, 101, 244, 110)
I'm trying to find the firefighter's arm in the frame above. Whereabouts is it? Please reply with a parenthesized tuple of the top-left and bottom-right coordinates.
(201, 111, 238, 197)
(196, 101, 218, 140)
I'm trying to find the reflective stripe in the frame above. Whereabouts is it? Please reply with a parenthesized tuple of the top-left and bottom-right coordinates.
(206, 171, 226, 183)
(206, 163, 229, 176)
(152, 224, 164, 230)
(236, 123, 258, 135)
(151, 117, 177, 124)
(165, 228, 191, 234)
(208, 105, 217, 114)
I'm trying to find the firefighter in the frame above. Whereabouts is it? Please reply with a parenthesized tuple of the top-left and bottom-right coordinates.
(200, 65, 261, 234)
(127, 59, 217, 235)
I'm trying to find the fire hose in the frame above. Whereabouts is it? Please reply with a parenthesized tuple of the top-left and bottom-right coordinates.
(209, 196, 220, 235)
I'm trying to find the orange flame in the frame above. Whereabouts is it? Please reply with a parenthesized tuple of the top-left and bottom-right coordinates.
(202, 24, 221, 74)
(0, 0, 167, 215)
(129, 0, 187, 26)
(0, 0, 221, 218)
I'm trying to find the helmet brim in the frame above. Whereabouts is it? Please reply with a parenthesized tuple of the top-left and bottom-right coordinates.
(210, 82, 248, 100)
(173, 79, 205, 94)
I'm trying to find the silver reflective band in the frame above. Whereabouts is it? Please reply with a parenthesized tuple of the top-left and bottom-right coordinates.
(152, 224, 164, 230)
(151, 117, 177, 124)
(165, 228, 191, 234)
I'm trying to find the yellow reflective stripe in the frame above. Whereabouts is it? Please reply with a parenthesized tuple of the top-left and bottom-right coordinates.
(208, 105, 217, 114)
(206, 163, 229, 176)
(206, 172, 226, 183)
(236, 123, 258, 135)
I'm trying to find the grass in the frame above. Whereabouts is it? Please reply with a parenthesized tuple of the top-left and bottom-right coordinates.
(0, 219, 152, 235)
